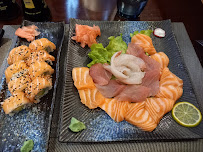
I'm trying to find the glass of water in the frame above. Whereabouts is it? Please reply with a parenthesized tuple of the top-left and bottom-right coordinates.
(117, 0, 148, 19)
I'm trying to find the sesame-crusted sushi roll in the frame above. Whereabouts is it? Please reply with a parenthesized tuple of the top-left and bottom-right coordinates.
(25, 76, 52, 103)
(1, 92, 32, 115)
(7, 45, 32, 65)
(28, 61, 54, 80)
(8, 74, 31, 95)
(29, 38, 56, 52)
(25, 50, 55, 66)
(5, 60, 29, 83)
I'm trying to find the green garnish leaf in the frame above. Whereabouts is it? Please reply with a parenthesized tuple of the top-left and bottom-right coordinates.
(87, 34, 127, 67)
(20, 140, 34, 152)
(69, 117, 86, 132)
(145, 52, 149, 56)
(130, 30, 153, 38)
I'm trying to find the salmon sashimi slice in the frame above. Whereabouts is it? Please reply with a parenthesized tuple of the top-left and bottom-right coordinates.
(25, 49, 55, 66)
(15, 25, 40, 42)
(78, 88, 105, 109)
(71, 24, 101, 48)
(72, 67, 95, 90)
(28, 61, 54, 80)
(99, 98, 129, 122)
(7, 45, 32, 65)
(150, 52, 169, 72)
(2, 92, 32, 115)
(125, 102, 157, 132)
(5, 60, 29, 83)
(131, 34, 156, 55)
(8, 74, 31, 95)
(25, 76, 52, 103)
(145, 97, 175, 124)
(29, 38, 56, 52)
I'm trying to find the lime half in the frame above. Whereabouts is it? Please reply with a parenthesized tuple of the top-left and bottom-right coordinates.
(172, 102, 202, 127)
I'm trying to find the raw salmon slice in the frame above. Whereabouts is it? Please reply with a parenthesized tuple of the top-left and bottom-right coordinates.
(150, 52, 169, 72)
(125, 102, 157, 132)
(71, 24, 101, 48)
(145, 97, 175, 124)
(131, 34, 156, 55)
(156, 67, 183, 100)
(99, 98, 129, 122)
(72, 67, 95, 90)
(78, 88, 105, 109)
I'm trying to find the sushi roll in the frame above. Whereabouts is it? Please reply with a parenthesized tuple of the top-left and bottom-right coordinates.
(25, 76, 52, 103)
(28, 61, 54, 80)
(8, 74, 31, 95)
(7, 45, 31, 65)
(25, 50, 55, 66)
(5, 60, 29, 83)
(1, 92, 32, 115)
(29, 38, 56, 52)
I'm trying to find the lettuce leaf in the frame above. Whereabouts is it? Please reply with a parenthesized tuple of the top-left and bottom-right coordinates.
(87, 34, 127, 67)
(130, 30, 153, 38)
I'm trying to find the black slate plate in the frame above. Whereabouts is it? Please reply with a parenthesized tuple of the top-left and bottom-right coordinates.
(0, 21, 64, 151)
(58, 19, 203, 142)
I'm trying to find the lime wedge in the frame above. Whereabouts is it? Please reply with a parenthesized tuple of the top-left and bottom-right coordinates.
(172, 102, 202, 127)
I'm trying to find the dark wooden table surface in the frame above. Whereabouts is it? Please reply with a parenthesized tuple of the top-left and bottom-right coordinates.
(0, 0, 203, 65)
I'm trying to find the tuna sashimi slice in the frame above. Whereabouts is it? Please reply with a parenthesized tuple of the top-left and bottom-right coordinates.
(89, 63, 112, 85)
(72, 67, 95, 90)
(99, 98, 129, 122)
(78, 88, 105, 109)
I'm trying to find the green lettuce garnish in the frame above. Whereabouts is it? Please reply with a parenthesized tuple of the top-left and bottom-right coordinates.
(130, 30, 153, 38)
(20, 140, 34, 152)
(69, 117, 86, 132)
(87, 34, 127, 67)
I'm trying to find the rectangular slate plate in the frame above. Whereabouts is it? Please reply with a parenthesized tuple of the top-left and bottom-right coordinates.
(0, 21, 65, 151)
(58, 19, 203, 142)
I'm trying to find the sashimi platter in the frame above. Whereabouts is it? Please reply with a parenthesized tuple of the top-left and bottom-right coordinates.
(59, 19, 203, 142)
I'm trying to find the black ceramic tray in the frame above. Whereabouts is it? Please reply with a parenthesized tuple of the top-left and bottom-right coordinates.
(0, 21, 64, 151)
(58, 19, 203, 143)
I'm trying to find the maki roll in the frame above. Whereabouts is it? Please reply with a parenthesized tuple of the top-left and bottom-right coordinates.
(1, 92, 32, 115)
(7, 45, 31, 65)
(28, 61, 54, 80)
(29, 38, 56, 52)
(25, 76, 52, 103)
(25, 49, 55, 66)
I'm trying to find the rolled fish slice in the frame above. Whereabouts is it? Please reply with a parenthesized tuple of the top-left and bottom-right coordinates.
(145, 97, 175, 124)
(125, 102, 158, 132)
(8, 74, 31, 95)
(29, 38, 56, 52)
(28, 61, 54, 80)
(99, 98, 129, 122)
(25, 49, 55, 66)
(25, 76, 52, 103)
(156, 67, 183, 100)
(150, 52, 169, 73)
(78, 88, 105, 109)
(72, 67, 95, 90)
(131, 34, 156, 55)
(7, 45, 32, 65)
(5, 60, 29, 83)
(2, 92, 32, 115)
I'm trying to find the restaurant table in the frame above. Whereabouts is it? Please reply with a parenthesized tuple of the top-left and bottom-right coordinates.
(1, 22, 203, 151)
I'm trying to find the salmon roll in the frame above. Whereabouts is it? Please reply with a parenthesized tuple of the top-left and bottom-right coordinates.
(5, 60, 29, 83)
(8, 74, 31, 95)
(28, 61, 54, 80)
(29, 38, 56, 52)
(7, 45, 31, 65)
(25, 76, 52, 103)
(25, 50, 55, 66)
(1, 92, 32, 115)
